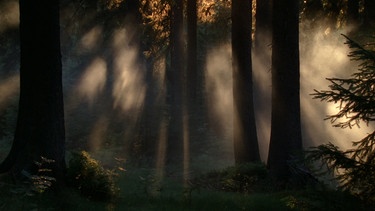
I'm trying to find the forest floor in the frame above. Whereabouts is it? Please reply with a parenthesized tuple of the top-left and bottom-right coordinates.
(0, 149, 371, 211)
(0, 172, 369, 211)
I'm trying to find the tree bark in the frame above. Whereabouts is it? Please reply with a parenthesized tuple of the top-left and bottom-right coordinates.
(347, 0, 359, 27)
(232, 0, 260, 164)
(363, 0, 375, 27)
(268, 0, 302, 184)
(0, 0, 66, 186)
(167, 0, 184, 164)
(255, 0, 272, 52)
(187, 0, 198, 103)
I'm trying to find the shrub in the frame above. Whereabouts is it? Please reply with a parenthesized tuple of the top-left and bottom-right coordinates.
(66, 151, 119, 201)
(190, 163, 268, 193)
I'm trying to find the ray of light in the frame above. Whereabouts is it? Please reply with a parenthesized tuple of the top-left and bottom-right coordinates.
(0, 74, 19, 111)
(182, 107, 190, 185)
(204, 43, 234, 164)
(112, 28, 146, 116)
(76, 57, 107, 105)
(153, 116, 168, 197)
(205, 43, 233, 139)
(300, 28, 368, 149)
(88, 115, 109, 152)
(0, 0, 19, 32)
(79, 26, 103, 52)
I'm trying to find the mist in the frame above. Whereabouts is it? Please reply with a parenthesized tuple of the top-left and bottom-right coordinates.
(0, 2, 371, 171)
(205, 22, 370, 162)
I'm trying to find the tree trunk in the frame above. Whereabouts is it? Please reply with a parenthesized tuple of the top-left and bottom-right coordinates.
(187, 0, 197, 103)
(363, 0, 375, 27)
(167, 0, 184, 164)
(347, 0, 359, 27)
(255, 0, 272, 52)
(232, 0, 260, 164)
(0, 0, 66, 186)
(268, 0, 302, 184)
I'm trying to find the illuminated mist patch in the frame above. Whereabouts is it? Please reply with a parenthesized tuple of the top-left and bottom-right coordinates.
(205, 44, 233, 135)
(111, 28, 146, 115)
(299, 30, 368, 149)
(252, 48, 272, 161)
(154, 117, 168, 193)
(77, 57, 107, 105)
(205, 43, 234, 153)
(88, 115, 109, 152)
(0, 1, 19, 32)
(0, 75, 19, 111)
(182, 107, 190, 184)
(202, 27, 368, 161)
(79, 26, 103, 51)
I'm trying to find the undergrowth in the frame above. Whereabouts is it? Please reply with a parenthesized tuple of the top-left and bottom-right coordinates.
(66, 150, 119, 201)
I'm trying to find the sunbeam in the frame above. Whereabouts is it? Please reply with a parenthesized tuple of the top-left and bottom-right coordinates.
(77, 57, 107, 105)
(79, 26, 103, 52)
(112, 28, 146, 115)
(182, 106, 190, 184)
(205, 43, 233, 138)
(0, 75, 19, 111)
(300, 29, 367, 149)
(0, 0, 19, 32)
(88, 115, 109, 152)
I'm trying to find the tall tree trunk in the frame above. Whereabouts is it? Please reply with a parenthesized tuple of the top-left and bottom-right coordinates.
(254, 0, 272, 52)
(0, 0, 66, 186)
(167, 0, 184, 164)
(363, 0, 375, 27)
(187, 0, 197, 103)
(232, 0, 260, 164)
(347, 0, 359, 28)
(268, 0, 302, 184)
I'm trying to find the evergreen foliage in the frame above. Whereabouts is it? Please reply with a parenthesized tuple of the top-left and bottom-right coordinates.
(309, 35, 375, 203)
(66, 151, 119, 201)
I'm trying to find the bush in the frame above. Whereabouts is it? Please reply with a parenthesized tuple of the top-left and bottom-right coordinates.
(190, 163, 268, 193)
(66, 151, 119, 201)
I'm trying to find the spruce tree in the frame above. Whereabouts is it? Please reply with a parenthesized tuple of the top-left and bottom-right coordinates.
(309, 35, 375, 202)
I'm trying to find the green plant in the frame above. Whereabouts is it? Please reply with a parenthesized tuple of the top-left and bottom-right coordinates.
(29, 157, 56, 194)
(190, 163, 268, 193)
(308, 35, 375, 203)
(66, 151, 119, 201)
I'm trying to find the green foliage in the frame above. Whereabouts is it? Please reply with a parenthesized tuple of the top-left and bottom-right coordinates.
(28, 157, 56, 194)
(66, 151, 119, 201)
(190, 163, 268, 193)
(309, 35, 375, 203)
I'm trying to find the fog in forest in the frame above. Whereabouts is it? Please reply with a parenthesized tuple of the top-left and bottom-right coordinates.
(0, 0, 372, 171)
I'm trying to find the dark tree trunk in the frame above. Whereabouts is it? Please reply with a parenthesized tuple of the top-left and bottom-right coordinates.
(167, 0, 184, 164)
(255, 0, 272, 52)
(347, 0, 359, 27)
(232, 0, 260, 164)
(187, 0, 197, 103)
(0, 0, 66, 186)
(268, 0, 302, 184)
(363, 0, 375, 27)
(303, 0, 323, 21)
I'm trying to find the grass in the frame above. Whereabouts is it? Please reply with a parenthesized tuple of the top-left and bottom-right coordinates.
(0, 163, 370, 211)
